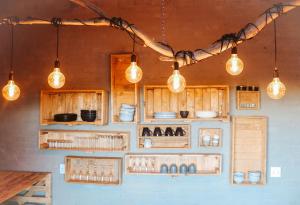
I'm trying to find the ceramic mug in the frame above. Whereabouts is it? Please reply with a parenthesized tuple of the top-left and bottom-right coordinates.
(179, 164, 188, 174)
(165, 127, 175, 136)
(160, 164, 168, 174)
(175, 127, 186, 136)
(188, 163, 197, 174)
(169, 164, 178, 174)
(142, 127, 152, 136)
(153, 127, 164, 136)
(144, 138, 152, 148)
(202, 135, 211, 146)
(233, 171, 245, 184)
(212, 134, 220, 146)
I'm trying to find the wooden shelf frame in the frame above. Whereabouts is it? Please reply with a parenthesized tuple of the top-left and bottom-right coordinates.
(65, 156, 122, 185)
(40, 90, 108, 125)
(39, 130, 130, 152)
(236, 90, 260, 110)
(111, 54, 140, 123)
(125, 153, 222, 176)
(231, 116, 267, 185)
(143, 85, 230, 122)
(199, 128, 222, 147)
(137, 124, 191, 149)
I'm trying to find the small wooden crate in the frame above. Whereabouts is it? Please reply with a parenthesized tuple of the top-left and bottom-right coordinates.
(125, 153, 222, 176)
(231, 116, 267, 185)
(137, 124, 191, 149)
(40, 90, 108, 125)
(65, 156, 122, 185)
(111, 54, 139, 123)
(199, 128, 222, 147)
(39, 130, 130, 152)
(143, 85, 230, 122)
(236, 91, 260, 110)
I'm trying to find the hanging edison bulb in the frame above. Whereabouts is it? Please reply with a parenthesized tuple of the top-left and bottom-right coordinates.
(226, 47, 244, 75)
(125, 54, 143, 83)
(48, 24, 65, 89)
(48, 60, 65, 89)
(267, 68, 286, 99)
(167, 62, 186, 93)
(2, 71, 20, 101)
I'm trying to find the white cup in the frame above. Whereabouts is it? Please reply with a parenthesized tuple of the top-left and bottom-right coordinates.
(202, 135, 211, 146)
(144, 138, 152, 148)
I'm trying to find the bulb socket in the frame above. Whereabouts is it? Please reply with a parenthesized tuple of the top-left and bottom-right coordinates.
(131, 54, 137, 63)
(273, 67, 279, 78)
(231, 47, 238, 54)
(54, 59, 60, 68)
(8, 70, 14, 80)
(174, 62, 179, 70)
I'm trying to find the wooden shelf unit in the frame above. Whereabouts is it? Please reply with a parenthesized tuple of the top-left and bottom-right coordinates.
(199, 128, 222, 147)
(125, 153, 222, 176)
(40, 90, 108, 125)
(137, 124, 190, 149)
(231, 116, 267, 185)
(39, 130, 130, 152)
(236, 90, 260, 110)
(143, 85, 230, 122)
(65, 156, 122, 185)
(111, 54, 139, 123)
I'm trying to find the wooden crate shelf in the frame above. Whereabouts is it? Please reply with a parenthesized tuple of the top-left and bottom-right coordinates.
(236, 90, 260, 110)
(137, 124, 191, 149)
(143, 85, 230, 122)
(231, 116, 267, 185)
(199, 128, 222, 147)
(40, 90, 108, 125)
(111, 54, 139, 123)
(125, 153, 222, 176)
(39, 130, 130, 152)
(65, 156, 122, 185)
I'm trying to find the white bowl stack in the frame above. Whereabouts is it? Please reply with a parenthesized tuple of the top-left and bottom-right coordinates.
(119, 104, 135, 122)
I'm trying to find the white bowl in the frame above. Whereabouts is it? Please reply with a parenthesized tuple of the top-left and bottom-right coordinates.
(195, 111, 217, 118)
(154, 112, 177, 116)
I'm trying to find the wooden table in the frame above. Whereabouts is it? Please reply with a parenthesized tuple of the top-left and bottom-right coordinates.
(0, 171, 51, 204)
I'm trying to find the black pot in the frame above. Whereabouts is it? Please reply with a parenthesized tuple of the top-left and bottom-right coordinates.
(54, 113, 77, 122)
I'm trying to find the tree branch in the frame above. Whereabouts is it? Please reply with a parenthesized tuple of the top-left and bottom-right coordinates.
(0, 1, 299, 67)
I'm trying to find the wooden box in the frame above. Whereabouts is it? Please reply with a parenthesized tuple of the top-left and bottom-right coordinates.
(111, 54, 139, 123)
(40, 90, 108, 125)
(199, 128, 222, 147)
(143, 85, 229, 122)
(236, 91, 260, 110)
(65, 156, 122, 185)
(125, 153, 222, 176)
(39, 130, 130, 152)
(231, 116, 267, 185)
(137, 124, 191, 149)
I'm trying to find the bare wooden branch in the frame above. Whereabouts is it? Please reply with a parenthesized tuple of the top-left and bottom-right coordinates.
(0, 0, 299, 68)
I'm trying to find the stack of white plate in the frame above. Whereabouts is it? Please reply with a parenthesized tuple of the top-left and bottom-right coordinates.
(119, 104, 135, 122)
(153, 112, 177, 119)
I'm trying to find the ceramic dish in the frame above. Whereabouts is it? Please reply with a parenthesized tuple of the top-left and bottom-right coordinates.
(195, 111, 217, 118)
